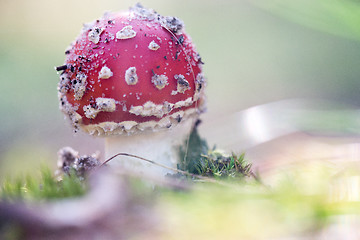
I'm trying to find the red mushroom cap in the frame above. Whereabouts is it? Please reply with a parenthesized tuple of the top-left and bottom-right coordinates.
(57, 4, 206, 136)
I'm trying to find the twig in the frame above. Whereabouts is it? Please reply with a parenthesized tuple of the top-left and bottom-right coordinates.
(100, 152, 219, 183)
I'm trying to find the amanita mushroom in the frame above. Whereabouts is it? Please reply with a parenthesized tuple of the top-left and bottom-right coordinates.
(56, 4, 206, 177)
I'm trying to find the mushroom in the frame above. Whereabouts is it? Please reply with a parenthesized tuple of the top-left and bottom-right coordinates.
(56, 4, 206, 178)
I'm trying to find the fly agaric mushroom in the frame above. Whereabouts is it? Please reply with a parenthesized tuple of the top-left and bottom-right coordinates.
(56, 4, 206, 177)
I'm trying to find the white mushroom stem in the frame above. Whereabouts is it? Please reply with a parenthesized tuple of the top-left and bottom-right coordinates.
(104, 120, 194, 178)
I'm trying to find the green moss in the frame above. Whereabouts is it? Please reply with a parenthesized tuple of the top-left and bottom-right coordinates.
(178, 127, 255, 180)
(0, 167, 86, 202)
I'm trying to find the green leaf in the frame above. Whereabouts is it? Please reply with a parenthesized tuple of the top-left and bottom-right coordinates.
(178, 126, 209, 174)
(252, 0, 360, 41)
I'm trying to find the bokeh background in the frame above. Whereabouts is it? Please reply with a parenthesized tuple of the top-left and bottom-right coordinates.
(1, 0, 360, 180)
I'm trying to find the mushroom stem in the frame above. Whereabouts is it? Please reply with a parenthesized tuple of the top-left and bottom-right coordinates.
(104, 120, 194, 178)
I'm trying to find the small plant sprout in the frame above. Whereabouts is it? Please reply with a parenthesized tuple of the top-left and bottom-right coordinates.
(56, 4, 206, 178)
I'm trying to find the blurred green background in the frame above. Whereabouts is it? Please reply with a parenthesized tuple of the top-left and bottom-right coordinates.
(1, 0, 360, 179)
